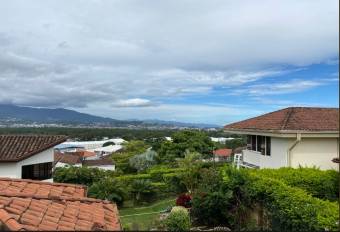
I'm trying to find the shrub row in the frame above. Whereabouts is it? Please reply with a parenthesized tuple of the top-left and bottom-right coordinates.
(247, 172, 339, 231)
(252, 167, 339, 201)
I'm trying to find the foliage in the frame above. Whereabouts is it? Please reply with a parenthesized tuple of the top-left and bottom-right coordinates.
(87, 179, 126, 206)
(53, 166, 113, 186)
(129, 150, 158, 172)
(225, 138, 246, 150)
(191, 191, 233, 226)
(165, 206, 191, 231)
(253, 167, 339, 201)
(176, 194, 192, 208)
(129, 179, 156, 204)
(102, 141, 115, 147)
(247, 172, 339, 231)
(113, 140, 149, 173)
(158, 130, 214, 162)
(144, 137, 166, 152)
(163, 173, 187, 194)
(177, 151, 204, 193)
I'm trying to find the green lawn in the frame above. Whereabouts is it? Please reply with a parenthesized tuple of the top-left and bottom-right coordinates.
(119, 197, 176, 230)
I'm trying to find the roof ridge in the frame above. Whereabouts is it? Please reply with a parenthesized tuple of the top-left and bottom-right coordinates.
(0, 191, 112, 205)
(0, 177, 85, 189)
(280, 107, 294, 130)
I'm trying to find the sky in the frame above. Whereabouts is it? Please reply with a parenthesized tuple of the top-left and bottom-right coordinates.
(0, 0, 338, 125)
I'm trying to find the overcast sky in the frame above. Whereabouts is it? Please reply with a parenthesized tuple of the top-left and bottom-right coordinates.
(0, 0, 338, 125)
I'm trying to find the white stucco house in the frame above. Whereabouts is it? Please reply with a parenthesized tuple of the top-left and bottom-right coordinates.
(0, 135, 67, 181)
(224, 107, 339, 170)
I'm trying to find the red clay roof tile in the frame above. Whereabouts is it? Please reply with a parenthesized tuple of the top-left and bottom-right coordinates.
(0, 178, 121, 231)
(224, 107, 339, 132)
(0, 135, 67, 162)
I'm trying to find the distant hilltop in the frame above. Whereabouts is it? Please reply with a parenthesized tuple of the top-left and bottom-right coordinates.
(0, 104, 220, 129)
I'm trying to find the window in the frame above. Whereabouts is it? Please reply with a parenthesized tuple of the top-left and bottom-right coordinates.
(266, 136, 271, 156)
(247, 135, 271, 156)
(22, 162, 52, 180)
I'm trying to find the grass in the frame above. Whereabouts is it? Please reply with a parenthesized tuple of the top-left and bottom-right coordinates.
(119, 197, 176, 230)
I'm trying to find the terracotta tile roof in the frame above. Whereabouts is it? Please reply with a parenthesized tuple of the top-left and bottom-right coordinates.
(83, 156, 114, 167)
(65, 151, 96, 158)
(0, 135, 67, 162)
(0, 179, 121, 231)
(54, 152, 82, 165)
(213, 148, 232, 157)
(224, 107, 339, 132)
(0, 178, 86, 198)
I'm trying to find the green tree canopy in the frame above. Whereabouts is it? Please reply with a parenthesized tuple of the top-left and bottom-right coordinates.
(158, 130, 214, 162)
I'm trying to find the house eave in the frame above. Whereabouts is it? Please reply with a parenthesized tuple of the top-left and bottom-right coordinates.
(224, 128, 339, 138)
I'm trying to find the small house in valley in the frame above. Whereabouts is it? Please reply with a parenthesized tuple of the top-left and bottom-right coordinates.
(224, 107, 339, 170)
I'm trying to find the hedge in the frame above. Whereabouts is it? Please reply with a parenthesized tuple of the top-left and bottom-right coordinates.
(248, 173, 339, 231)
(253, 167, 339, 201)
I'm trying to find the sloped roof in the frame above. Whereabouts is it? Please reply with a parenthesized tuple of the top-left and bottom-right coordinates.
(0, 178, 86, 198)
(54, 152, 82, 165)
(0, 178, 121, 231)
(83, 156, 114, 167)
(213, 148, 232, 157)
(0, 135, 67, 162)
(65, 151, 96, 158)
(224, 107, 339, 132)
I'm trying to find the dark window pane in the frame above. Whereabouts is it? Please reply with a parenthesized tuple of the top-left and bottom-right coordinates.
(21, 162, 52, 180)
(251, 135, 256, 151)
(257, 136, 263, 153)
(266, 137, 271, 156)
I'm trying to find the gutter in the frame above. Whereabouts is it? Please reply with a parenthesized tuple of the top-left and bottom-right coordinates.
(287, 133, 301, 167)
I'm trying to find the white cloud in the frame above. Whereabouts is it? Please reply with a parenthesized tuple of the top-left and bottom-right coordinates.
(230, 78, 337, 96)
(0, 0, 338, 122)
(113, 98, 155, 107)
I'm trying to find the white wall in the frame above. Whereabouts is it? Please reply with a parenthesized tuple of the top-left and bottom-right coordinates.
(243, 136, 338, 170)
(242, 137, 289, 168)
(0, 162, 19, 178)
(291, 138, 339, 170)
(0, 148, 54, 179)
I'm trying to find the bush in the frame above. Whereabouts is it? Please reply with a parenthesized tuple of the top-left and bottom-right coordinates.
(191, 190, 233, 226)
(87, 179, 126, 206)
(129, 150, 158, 172)
(176, 194, 192, 208)
(253, 167, 339, 201)
(248, 173, 339, 231)
(165, 206, 191, 231)
(54, 166, 113, 186)
(163, 173, 187, 194)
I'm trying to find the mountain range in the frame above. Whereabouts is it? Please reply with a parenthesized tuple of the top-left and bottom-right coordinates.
(0, 104, 219, 129)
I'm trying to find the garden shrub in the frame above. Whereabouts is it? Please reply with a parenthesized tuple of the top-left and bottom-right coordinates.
(163, 173, 187, 194)
(147, 166, 185, 182)
(191, 190, 233, 226)
(248, 173, 339, 231)
(87, 178, 126, 206)
(54, 166, 113, 185)
(129, 179, 156, 204)
(165, 206, 191, 231)
(176, 193, 192, 208)
(254, 167, 339, 201)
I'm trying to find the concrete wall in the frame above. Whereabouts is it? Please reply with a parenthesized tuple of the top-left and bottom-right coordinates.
(0, 162, 19, 178)
(0, 148, 54, 179)
(291, 138, 339, 170)
(243, 136, 338, 170)
(243, 137, 289, 168)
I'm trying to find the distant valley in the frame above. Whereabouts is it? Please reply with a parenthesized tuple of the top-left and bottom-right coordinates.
(0, 104, 220, 129)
